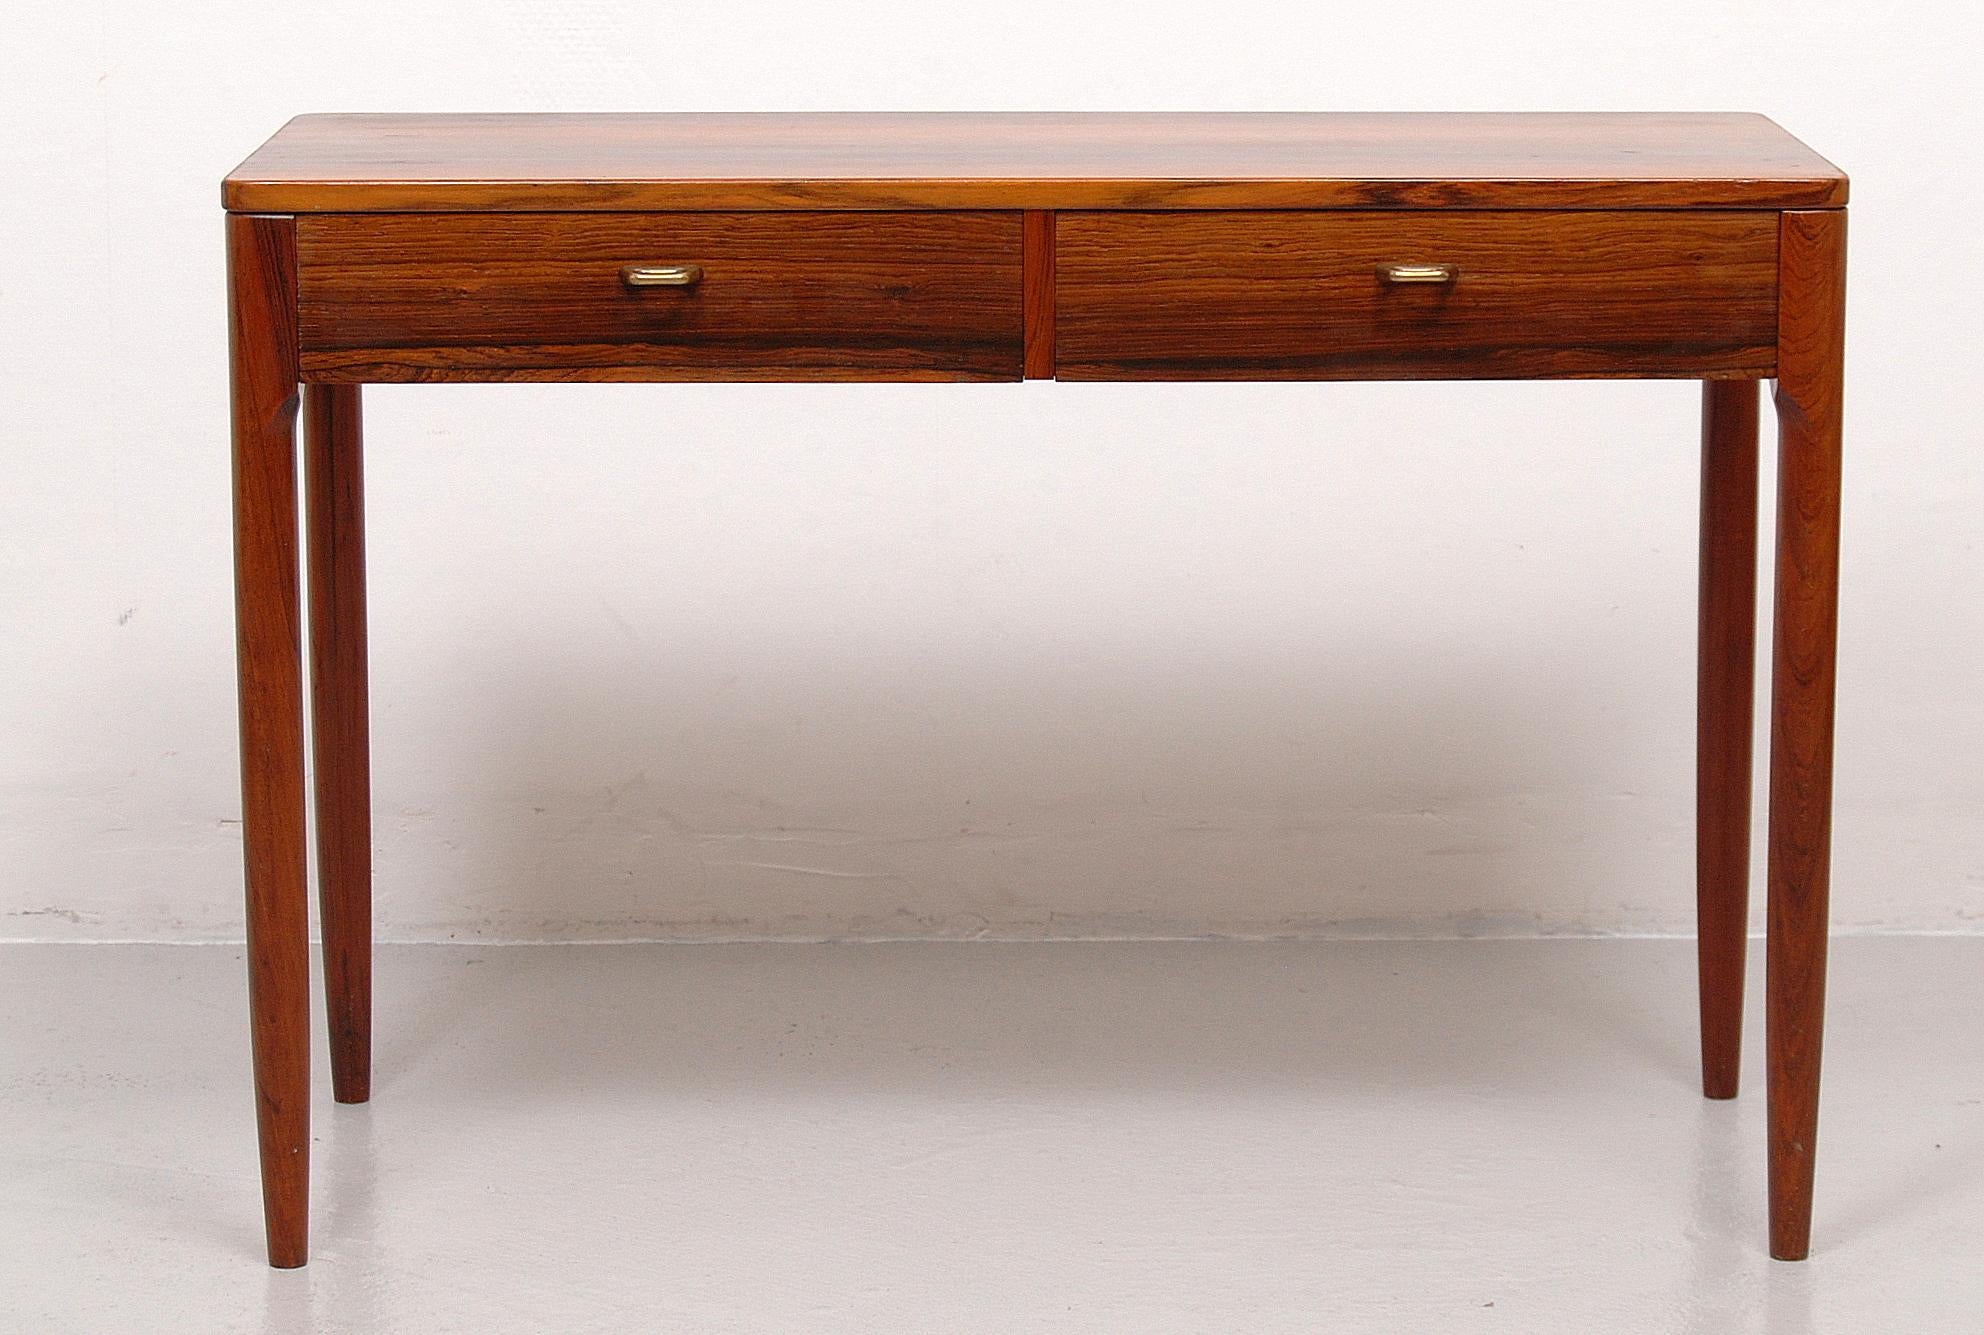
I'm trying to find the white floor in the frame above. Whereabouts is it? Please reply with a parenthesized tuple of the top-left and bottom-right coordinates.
(3, 938, 1980, 1333)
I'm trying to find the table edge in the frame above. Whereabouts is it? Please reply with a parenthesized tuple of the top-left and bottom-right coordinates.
(222, 177, 1850, 212)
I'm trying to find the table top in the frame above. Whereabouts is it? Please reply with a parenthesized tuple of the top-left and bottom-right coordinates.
(224, 112, 1847, 214)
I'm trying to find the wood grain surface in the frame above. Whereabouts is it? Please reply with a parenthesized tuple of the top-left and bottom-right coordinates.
(1022, 210, 1056, 379)
(1697, 378, 1761, 1101)
(227, 212, 309, 1269)
(1055, 210, 1779, 380)
(227, 109, 1849, 1268)
(296, 211, 1023, 381)
(226, 113, 1847, 213)
(304, 384, 372, 1105)
(1766, 208, 1847, 1262)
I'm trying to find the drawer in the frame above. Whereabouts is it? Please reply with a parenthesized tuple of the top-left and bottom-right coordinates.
(1054, 211, 1778, 380)
(295, 212, 1023, 382)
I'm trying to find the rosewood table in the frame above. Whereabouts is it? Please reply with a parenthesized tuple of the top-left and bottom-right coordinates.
(223, 112, 1847, 1267)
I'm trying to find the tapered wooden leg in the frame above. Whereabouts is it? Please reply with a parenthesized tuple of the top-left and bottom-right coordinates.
(229, 213, 309, 1268)
(1766, 209, 1846, 1262)
(1697, 379, 1760, 1100)
(305, 384, 372, 1105)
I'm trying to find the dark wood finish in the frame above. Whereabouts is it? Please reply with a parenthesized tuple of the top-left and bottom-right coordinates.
(227, 115, 1849, 1268)
(1766, 208, 1846, 1262)
(1697, 378, 1761, 1100)
(294, 212, 1022, 382)
(227, 212, 308, 1268)
(225, 113, 1847, 213)
(1055, 211, 1778, 380)
(304, 384, 372, 1105)
(1022, 210, 1055, 379)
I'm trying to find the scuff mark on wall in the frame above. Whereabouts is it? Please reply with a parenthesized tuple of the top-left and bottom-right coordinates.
(8, 908, 94, 925)
(724, 863, 907, 882)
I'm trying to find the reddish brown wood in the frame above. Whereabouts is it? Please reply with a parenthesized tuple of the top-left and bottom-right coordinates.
(304, 384, 371, 1105)
(1766, 209, 1847, 1262)
(1698, 378, 1761, 1100)
(224, 113, 1847, 213)
(1056, 211, 1779, 381)
(1022, 210, 1055, 379)
(228, 212, 308, 1268)
(224, 114, 1849, 1269)
(294, 212, 1022, 382)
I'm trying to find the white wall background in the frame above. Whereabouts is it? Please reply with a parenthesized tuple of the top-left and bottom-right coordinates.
(2, 1, 1978, 942)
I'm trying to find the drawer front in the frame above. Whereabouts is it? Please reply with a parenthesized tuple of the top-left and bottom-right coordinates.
(1055, 211, 1778, 380)
(296, 212, 1023, 382)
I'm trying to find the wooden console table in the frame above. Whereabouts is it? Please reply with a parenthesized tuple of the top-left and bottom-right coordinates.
(223, 112, 1847, 1267)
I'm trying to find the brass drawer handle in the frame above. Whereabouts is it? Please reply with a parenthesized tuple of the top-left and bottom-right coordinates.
(1379, 262, 1458, 285)
(621, 263, 704, 288)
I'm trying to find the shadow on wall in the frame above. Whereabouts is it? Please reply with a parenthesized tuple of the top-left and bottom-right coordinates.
(374, 623, 1682, 942)
(357, 379, 1697, 944)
